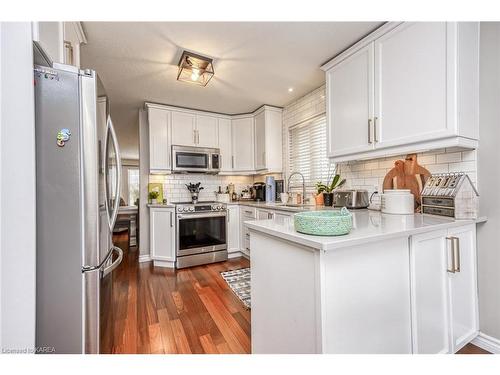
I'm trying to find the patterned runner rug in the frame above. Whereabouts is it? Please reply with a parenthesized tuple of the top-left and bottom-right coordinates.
(220, 268, 251, 309)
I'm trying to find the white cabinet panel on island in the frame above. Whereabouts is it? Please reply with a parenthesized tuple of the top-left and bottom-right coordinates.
(246, 211, 479, 354)
(149, 207, 176, 268)
(410, 224, 478, 354)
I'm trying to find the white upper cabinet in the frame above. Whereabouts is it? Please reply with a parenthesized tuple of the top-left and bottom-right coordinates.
(253, 106, 283, 173)
(327, 44, 374, 157)
(254, 111, 266, 170)
(171, 111, 196, 146)
(322, 22, 479, 162)
(374, 23, 452, 148)
(148, 107, 171, 172)
(218, 118, 233, 173)
(32, 22, 86, 67)
(195, 114, 218, 148)
(146, 103, 282, 175)
(232, 116, 255, 172)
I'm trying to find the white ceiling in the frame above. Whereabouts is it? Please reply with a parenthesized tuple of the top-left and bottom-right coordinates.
(80, 22, 383, 159)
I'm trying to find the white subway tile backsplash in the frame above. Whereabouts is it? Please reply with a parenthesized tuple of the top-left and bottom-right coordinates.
(436, 152, 462, 163)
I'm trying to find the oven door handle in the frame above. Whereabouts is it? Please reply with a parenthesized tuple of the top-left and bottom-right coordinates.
(177, 211, 227, 219)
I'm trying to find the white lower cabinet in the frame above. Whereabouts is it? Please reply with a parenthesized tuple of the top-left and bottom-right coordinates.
(410, 224, 478, 353)
(240, 206, 256, 257)
(227, 205, 240, 257)
(149, 207, 176, 267)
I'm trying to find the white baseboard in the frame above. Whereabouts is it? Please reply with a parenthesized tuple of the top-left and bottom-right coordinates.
(228, 251, 245, 259)
(153, 259, 175, 268)
(471, 332, 500, 354)
(138, 254, 152, 263)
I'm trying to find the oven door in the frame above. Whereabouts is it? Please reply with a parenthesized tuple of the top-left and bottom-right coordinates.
(172, 148, 209, 173)
(176, 211, 227, 256)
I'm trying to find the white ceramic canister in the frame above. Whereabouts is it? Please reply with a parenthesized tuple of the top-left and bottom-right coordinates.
(380, 189, 414, 214)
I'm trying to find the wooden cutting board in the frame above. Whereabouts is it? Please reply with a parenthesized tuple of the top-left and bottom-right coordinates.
(382, 154, 431, 209)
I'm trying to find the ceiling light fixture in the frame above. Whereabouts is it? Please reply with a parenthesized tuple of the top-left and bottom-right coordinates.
(177, 51, 214, 87)
(288, 88, 294, 92)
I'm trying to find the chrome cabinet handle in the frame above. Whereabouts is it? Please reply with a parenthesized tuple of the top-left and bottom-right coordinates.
(231, 156, 234, 169)
(170, 212, 173, 227)
(374, 117, 378, 142)
(368, 119, 372, 144)
(193, 130, 196, 144)
(446, 237, 455, 273)
(453, 237, 460, 272)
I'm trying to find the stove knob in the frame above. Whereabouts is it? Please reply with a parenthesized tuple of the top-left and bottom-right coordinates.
(177, 207, 182, 212)
(212, 205, 217, 210)
(189, 207, 195, 212)
(183, 207, 189, 212)
(218, 205, 223, 211)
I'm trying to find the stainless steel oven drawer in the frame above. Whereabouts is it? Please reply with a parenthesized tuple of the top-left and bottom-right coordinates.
(177, 244, 227, 257)
(176, 250, 228, 269)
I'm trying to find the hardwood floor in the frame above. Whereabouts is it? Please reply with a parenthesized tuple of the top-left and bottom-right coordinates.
(102, 232, 490, 355)
(101, 232, 251, 354)
(457, 343, 491, 354)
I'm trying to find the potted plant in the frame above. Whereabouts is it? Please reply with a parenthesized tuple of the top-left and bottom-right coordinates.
(314, 181, 325, 206)
(148, 191, 159, 204)
(317, 174, 346, 206)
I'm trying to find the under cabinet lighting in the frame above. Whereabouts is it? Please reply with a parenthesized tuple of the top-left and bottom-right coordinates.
(177, 51, 214, 87)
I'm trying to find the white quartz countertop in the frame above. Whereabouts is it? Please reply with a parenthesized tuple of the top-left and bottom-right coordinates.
(147, 203, 176, 208)
(245, 210, 485, 251)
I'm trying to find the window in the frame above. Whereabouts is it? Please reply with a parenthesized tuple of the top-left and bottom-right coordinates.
(128, 168, 140, 206)
(288, 114, 334, 188)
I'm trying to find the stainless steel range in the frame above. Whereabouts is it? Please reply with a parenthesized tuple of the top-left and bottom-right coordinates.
(175, 201, 228, 268)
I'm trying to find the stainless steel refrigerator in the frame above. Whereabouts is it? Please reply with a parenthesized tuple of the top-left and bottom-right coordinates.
(34, 62, 123, 354)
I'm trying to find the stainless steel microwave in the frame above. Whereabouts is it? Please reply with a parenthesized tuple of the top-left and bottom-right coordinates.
(171, 145, 220, 174)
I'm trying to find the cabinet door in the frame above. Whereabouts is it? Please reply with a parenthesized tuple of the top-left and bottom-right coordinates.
(218, 118, 232, 172)
(150, 209, 175, 262)
(227, 206, 240, 254)
(326, 44, 374, 157)
(274, 211, 292, 224)
(32, 22, 64, 64)
(374, 22, 455, 148)
(254, 111, 266, 170)
(256, 209, 271, 220)
(232, 117, 255, 171)
(171, 111, 196, 146)
(447, 225, 478, 352)
(148, 108, 171, 171)
(410, 230, 451, 354)
(264, 110, 283, 172)
(196, 115, 218, 148)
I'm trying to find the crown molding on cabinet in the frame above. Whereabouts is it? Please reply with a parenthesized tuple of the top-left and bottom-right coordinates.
(144, 102, 282, 118)
(320, 22, 402, 71)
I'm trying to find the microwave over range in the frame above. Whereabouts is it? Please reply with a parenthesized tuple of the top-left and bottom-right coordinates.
(172, 145, 220, 174)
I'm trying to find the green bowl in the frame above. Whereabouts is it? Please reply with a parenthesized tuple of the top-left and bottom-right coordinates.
(294, 207, 353, 236)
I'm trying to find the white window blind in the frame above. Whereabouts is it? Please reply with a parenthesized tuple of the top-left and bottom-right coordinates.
(288, 114, 333, 188)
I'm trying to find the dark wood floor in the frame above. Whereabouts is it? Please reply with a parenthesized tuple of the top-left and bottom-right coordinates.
(102, 232, 489, 355)
(101, 232, 251, 354)
(457, 343, 490, 354)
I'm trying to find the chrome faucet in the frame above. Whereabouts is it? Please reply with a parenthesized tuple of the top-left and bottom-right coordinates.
(287, 171, 306, 204)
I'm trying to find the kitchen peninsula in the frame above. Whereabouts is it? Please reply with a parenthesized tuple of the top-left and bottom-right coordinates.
(246, 210, 482, 354)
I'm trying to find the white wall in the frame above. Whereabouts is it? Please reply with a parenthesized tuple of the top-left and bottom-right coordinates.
(477, 22, 500, 342)
(138, 109, 150, 258)
(0, 22, 36, 352)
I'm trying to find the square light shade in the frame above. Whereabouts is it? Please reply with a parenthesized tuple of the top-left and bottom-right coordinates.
(177, 51, 214, 86)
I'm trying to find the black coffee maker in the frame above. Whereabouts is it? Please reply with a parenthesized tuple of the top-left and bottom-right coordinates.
(252, 182, 266, 201)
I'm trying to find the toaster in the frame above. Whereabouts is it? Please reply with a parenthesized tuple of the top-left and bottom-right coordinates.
(333, 189, 369, 209)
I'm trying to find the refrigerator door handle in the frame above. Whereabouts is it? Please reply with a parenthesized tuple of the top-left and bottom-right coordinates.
(101, 246, 123, 277)
(104, 115, 122, 232)
(82, 245, 123, 275)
